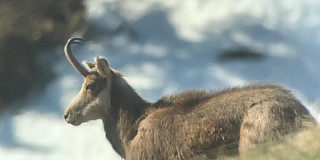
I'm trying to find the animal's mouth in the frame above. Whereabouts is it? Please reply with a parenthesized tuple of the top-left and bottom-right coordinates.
(65, 115, 82, 126)
(70, 120, 82, 126)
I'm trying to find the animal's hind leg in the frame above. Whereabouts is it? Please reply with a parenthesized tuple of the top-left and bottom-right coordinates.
(238, 103, 296, 154)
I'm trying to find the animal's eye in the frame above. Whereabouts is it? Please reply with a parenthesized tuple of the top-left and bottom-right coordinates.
(86, 83, 96, 91)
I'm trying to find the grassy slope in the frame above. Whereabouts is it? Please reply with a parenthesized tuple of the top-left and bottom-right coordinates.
(226, 126, 320, 160)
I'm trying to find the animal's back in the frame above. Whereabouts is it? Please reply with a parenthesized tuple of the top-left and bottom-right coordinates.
(125, 84, 315, 160)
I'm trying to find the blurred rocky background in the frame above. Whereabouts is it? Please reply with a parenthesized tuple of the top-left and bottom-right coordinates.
(0, 0, 85, 109)
(0, 1, 320, 160)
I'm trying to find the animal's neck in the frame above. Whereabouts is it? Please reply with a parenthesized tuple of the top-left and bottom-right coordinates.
(103, 72, 150, 157)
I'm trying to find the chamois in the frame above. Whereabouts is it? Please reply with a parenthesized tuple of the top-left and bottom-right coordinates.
(63, 38, 316, 160)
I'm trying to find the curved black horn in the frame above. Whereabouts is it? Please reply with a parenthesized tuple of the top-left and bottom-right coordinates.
(64, 38, 89, 77)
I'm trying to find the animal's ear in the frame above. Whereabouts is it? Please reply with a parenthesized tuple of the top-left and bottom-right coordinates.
(95, 56, 111, 78)
(82, 60, 95, 70)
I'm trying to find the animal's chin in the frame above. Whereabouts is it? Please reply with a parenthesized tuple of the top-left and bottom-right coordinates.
(71, 121, 82, 126)
(66, 116, 83, 126)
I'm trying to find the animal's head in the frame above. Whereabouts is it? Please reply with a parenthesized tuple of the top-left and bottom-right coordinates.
(63, 38, 112, 126)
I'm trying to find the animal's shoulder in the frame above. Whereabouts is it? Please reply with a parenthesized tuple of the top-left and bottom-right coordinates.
(153, 90, 214, 108)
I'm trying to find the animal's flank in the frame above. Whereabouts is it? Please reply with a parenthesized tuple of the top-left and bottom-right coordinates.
(63, 38, 316, 160)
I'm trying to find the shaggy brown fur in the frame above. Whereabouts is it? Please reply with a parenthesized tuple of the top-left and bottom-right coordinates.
(103, 71, 315, 160)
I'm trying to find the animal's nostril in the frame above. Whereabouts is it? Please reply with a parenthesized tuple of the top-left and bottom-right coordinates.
(64, 112, 69, 120)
